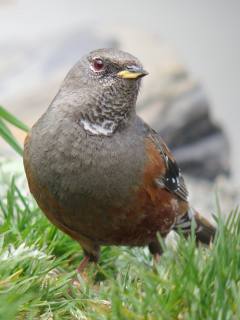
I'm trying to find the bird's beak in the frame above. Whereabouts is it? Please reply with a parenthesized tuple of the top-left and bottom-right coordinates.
(117, 65, 148, 79)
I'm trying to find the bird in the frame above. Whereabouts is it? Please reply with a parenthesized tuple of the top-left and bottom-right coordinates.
(23, 48, 216, 271)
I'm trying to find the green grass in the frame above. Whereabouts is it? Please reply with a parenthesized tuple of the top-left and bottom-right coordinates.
(0, 172, 240, 320)
(0, 105, 29, 156)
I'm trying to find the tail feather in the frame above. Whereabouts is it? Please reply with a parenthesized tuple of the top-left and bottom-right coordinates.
(174, 208, 216, 245)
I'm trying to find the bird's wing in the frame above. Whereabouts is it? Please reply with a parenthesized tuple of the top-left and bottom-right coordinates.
(143, 123, 189, 202)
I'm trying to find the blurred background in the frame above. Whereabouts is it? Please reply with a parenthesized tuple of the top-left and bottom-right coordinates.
(0, 0, 240, 216)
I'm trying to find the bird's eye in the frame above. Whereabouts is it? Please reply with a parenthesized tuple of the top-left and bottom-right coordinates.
(91, 58, 104, 72)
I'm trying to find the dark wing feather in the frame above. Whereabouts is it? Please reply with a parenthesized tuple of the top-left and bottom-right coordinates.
(146, 126, 189, 202)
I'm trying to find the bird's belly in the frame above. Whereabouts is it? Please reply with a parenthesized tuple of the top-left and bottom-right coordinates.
(86, 188, 184, 246)
(31, 173, 185, 247)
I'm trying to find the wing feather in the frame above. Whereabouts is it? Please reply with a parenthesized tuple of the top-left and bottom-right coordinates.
(146, 127, 189, 202)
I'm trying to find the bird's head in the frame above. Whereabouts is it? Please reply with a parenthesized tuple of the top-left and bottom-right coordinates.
(64, 48, 147, 91)
(59, 48, 148, 136)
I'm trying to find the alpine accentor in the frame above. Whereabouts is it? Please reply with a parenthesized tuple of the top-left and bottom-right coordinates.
(24, 48, 215, 269)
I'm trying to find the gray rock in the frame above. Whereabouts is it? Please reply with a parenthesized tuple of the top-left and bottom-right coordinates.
(136, 57, 230, 181)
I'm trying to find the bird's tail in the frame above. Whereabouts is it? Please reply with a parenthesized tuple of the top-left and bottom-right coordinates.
(174, 208, 216, 245)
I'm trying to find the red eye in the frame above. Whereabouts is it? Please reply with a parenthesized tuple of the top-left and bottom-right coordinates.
(92, 58, 104, 72)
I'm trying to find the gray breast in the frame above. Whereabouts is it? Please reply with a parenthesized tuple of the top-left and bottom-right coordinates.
(28, 113, 147, 210)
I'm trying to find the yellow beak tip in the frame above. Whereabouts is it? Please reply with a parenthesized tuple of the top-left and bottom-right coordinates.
(117, 70, 148, 79)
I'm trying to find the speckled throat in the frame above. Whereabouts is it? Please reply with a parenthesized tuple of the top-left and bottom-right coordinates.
(78, 83, 139, 136)
(79, 101, 132, 136)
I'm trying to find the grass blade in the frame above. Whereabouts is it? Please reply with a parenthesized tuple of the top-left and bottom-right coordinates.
(0, 118, 23, 156)
(0, 106, 29, 132)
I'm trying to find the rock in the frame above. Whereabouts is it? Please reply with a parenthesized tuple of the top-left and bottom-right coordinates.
(139, 80, 230, 180)
(185, 174, 240, 219)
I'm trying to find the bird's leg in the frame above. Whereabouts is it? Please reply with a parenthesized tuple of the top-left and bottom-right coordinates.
(72, 251, 99, 288)
(77, 255, 90, 273)
(70, 255, 91, 290)
(77, 247, 100, 274)
(153, 253, 161, 263)
(148, 239, 164, 264)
